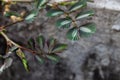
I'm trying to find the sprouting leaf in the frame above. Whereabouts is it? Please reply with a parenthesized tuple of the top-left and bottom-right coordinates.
(16, 49, 29, 71)
(35, 0, 47, 9)
(69, 0, 87, 12)
(79, 23, 96, 37)
(47, 38, 56, 49)
(25, 10, 38, 23)
(52, 44, 67, 53)
(55, 18, 72, 28)
(35, 55, 44, 64)
(67, 27, 79, 40)
(76, 10, 94, 20)
(36, 35, 45, 49)
(46, 9, 64, 17)
(46, 54, 60, 63)
(28, 38, 35, 49)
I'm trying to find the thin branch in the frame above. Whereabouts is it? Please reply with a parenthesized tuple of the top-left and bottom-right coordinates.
(3, 19, 24, 29)
(0, 31, 20, 47)
(0, 31, 37, 54)
(20, 46, 37, 54)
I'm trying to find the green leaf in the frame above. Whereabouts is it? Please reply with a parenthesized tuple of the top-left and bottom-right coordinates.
(52, 44, 67, 53)
(55, 18, 72, 28)
(67, 27, 79, 40)
(59, 1, 78, 6)
(4, 11, 20, 17)
(47, 38, 56, 49)
(36, 0, 47, 9)
(47, 38, 56, 53)
(62, 23, 71, 29)
(16, 49, 29, 71)
(28, 38, 35, 49)
(46, 9, 64, 17)
(69, 0, 87, 12)
(76, 10, 94, 20)
(79, 23, 96, 37)
(35, 55, 44, 64)
(36, 35, 45, 49)
(25, 10, 38, 23)
(46, 54, 60, 63)
(22, 59, 29, 71)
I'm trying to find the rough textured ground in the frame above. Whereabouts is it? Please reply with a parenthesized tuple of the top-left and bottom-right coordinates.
(88, 0, 120, 11)
(0, 1, 120, 80)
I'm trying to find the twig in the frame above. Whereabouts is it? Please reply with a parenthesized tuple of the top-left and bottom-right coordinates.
(3, 19, 24, 29)
(0, 31, 20, 47)
(0, 31, 37, 54)
(20, 46, 37, 54)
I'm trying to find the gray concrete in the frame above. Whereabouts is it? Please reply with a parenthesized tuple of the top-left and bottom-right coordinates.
(88, 0, 120, 11)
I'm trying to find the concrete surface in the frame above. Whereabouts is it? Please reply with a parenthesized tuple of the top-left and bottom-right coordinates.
(88, 0, 120, 11)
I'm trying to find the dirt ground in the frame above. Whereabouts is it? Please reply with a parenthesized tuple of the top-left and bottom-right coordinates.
(0, 2, 120, 80)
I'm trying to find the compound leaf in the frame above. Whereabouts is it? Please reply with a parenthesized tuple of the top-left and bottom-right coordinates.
(67, 27, 79, 40)
(76, 10, 94, 20)
(46, 9, 64, 17)
(47, 38, 56, 49)
(36, 0, 47, 9)
(69, 0, 87, 12)
(25, 10, 38, 23)
(35, 55, 44, 64)
(46, 54, 60, 63)
(27, 38, 35, 49)
(52, 44, 67, 53)
(56, 18, 72, 28)
(36, 35, 45, 49)
(79, 23, 96, 37)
